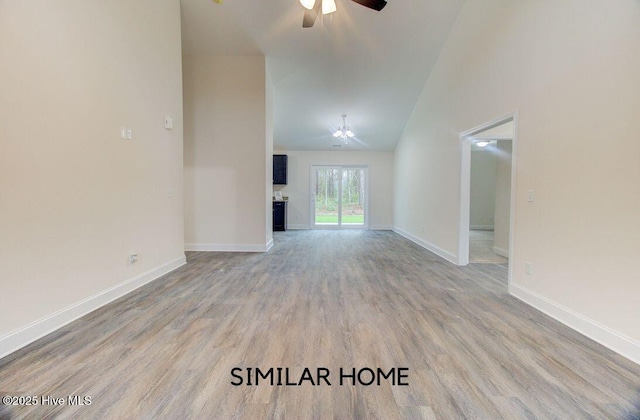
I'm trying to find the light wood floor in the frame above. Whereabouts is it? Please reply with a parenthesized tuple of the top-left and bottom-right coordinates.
(1, 230, 639, 419)
(469, 230, 508, 264)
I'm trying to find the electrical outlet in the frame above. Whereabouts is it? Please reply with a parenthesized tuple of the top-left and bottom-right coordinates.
(525, 261, 533, 275)
(120, 127, 133, 140)
(129, 254, 138, 264)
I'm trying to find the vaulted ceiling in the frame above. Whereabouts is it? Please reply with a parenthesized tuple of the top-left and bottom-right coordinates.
(180, 0, 464, 151)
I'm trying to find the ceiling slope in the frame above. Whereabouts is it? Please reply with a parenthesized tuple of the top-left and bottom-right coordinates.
(180, 0, 464, 151)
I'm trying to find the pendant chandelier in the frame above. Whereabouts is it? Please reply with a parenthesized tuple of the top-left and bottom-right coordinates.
(333, 114, 355, 144)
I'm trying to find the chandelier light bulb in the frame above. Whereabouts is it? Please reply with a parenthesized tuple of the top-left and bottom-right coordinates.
(300, 0, 315, 10)
(322, 0, 337, 14)
(332, 114, 354, 144)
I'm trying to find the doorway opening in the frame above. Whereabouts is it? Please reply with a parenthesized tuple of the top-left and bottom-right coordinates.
(311, 165, 368, 228)
(459, 114, 517, 287)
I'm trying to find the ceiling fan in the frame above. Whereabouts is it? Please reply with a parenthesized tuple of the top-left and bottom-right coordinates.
(300, 0, 387, 28)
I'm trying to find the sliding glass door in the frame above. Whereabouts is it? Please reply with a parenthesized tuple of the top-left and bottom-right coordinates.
(312, 166, 367, 228)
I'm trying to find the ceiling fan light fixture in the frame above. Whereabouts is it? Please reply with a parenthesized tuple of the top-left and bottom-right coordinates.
(301, 0, 385, 27)
(300, 0, 316, 10)
(322, 0, 337, 14)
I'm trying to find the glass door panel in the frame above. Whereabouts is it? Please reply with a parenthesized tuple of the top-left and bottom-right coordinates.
(312, 166, 367, 228)
(341, 168, 365, 226)
(314, 167, 340, 225)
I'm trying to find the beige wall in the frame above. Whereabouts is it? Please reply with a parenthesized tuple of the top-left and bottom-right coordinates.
(274, 151, 394, 230)
(183, 55, 270, 251)
(395, 0, 640, 362)
(0, 0, 185, 354)
(493, 141, 512, 256)
(265, 67, 274, 246)
(470, 150, 497, 229)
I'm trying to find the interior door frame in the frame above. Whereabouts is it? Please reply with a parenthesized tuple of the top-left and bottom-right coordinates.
(458, 112, 518, 290)
(310, 164, 370, 229)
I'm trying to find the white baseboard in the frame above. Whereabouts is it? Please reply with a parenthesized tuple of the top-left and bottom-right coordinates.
(0, 255, 186, 360)
(470, 225, 494, 230)
(286, 224, 311, 230)
(279, 225, 393, 231)
(185, 242, 272, 252)
(511, 283, 640, 366)
(393, 226, 458, 265)
(369, 225, 393, 231)
(265, 238, 274, 252)
(492, 246, 509, 258)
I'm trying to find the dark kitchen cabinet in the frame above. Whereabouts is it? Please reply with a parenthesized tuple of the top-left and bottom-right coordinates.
(273, 201, 286, 231)
(273, 154, 288, 185)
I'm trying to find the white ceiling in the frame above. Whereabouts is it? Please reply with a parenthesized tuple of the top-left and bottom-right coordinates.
(180, 0, 464, 151)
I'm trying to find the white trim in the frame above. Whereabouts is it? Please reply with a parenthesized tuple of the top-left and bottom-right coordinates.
(471, 134, 513, 141)
(459, 111, 518, 290)
(511, 284, 640, 366)
(265, 238, 274, 251)
(0, 255, 186, 360)
(393, 226, 457, 265)
(458, 137, 471, 266)
(312, 224, 365, 230)
(185, 243, 272, 252)
(286, 224, 311, 230)
(492, 246, 509, 258)
(470, 225, 494, 231)
(369, 225, 393, 231)
(277, 224, 392, 231)
(507, 113, 519, 290)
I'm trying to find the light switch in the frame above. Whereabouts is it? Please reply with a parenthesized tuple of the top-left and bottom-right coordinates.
(164, 116, 173, 130)
(527, 189, 535, 203)
(126, 129, 132, 140)
(120, 127, 127, 139)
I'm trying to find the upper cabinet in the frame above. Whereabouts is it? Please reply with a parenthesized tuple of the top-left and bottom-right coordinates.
(273, 154, 288, 185)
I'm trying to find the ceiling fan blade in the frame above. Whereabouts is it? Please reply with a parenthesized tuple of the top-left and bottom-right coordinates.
(302, 9, 317, 27)
(351, 0, 387, 11)
(302, 0, 321, 28)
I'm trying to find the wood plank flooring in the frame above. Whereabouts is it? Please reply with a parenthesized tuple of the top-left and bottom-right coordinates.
(1, 230, 639, 419)
(469, 230, 508, 264)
